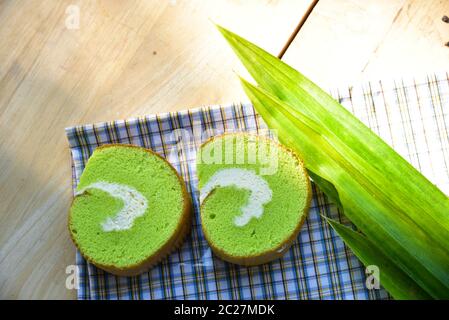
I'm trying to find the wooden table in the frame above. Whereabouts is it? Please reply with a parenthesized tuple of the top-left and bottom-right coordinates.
(0, 0, 448, 299)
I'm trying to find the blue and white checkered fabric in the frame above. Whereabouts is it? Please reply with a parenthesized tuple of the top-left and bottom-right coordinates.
(66, 72, 449, 299)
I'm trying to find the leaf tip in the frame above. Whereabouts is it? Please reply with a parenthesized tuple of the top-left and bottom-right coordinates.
(237, 75, 250, 86)
(237, 76, 259, 99)
(321, 215, 336, 227)
(208, 17, 218, 27)
(214, 23, 231, 38)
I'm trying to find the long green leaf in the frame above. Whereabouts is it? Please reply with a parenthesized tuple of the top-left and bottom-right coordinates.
(216, 25, 449, 248)
(242, 76, 449, 290)
(239, 79, 449, 298)
(217, 25, 449, 299)
(325, 218, 432, 300)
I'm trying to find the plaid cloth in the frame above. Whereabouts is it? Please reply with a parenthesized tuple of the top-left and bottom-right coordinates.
(66, 72, 449, 300)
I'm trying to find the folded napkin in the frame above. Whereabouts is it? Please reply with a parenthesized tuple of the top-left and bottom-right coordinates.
(66, 72, 449, 300)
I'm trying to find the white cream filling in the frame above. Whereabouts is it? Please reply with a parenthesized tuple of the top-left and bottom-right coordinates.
(75, 181, 148, 232)
(200, 168, 272, 227)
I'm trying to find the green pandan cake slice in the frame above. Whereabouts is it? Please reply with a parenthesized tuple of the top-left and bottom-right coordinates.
(197, 133, 311, 265)
(68, 144, 191, 276)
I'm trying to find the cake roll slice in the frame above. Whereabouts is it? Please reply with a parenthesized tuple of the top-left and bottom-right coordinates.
(68, 144, 191, 276)
(197, 133, 311, 265)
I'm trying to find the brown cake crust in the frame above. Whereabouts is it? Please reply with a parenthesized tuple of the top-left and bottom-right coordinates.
(68, 144, 192, 276)
(198, 133, 312, 266)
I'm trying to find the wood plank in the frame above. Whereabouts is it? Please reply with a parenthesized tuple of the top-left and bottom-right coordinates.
(283, 0, 449, 88)
(0, 0, 313, 299)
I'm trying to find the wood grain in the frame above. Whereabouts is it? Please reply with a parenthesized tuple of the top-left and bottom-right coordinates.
(1, 0, 447, 300)
(0, 0, 313, 299)
(283, 0, 449, 88)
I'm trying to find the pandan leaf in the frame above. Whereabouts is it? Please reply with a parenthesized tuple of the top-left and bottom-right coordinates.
(216, 25, 449, 249)
(325, 218, 432, 300)
(238, 79, 449, 298)
(215, 25, 449, 298)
